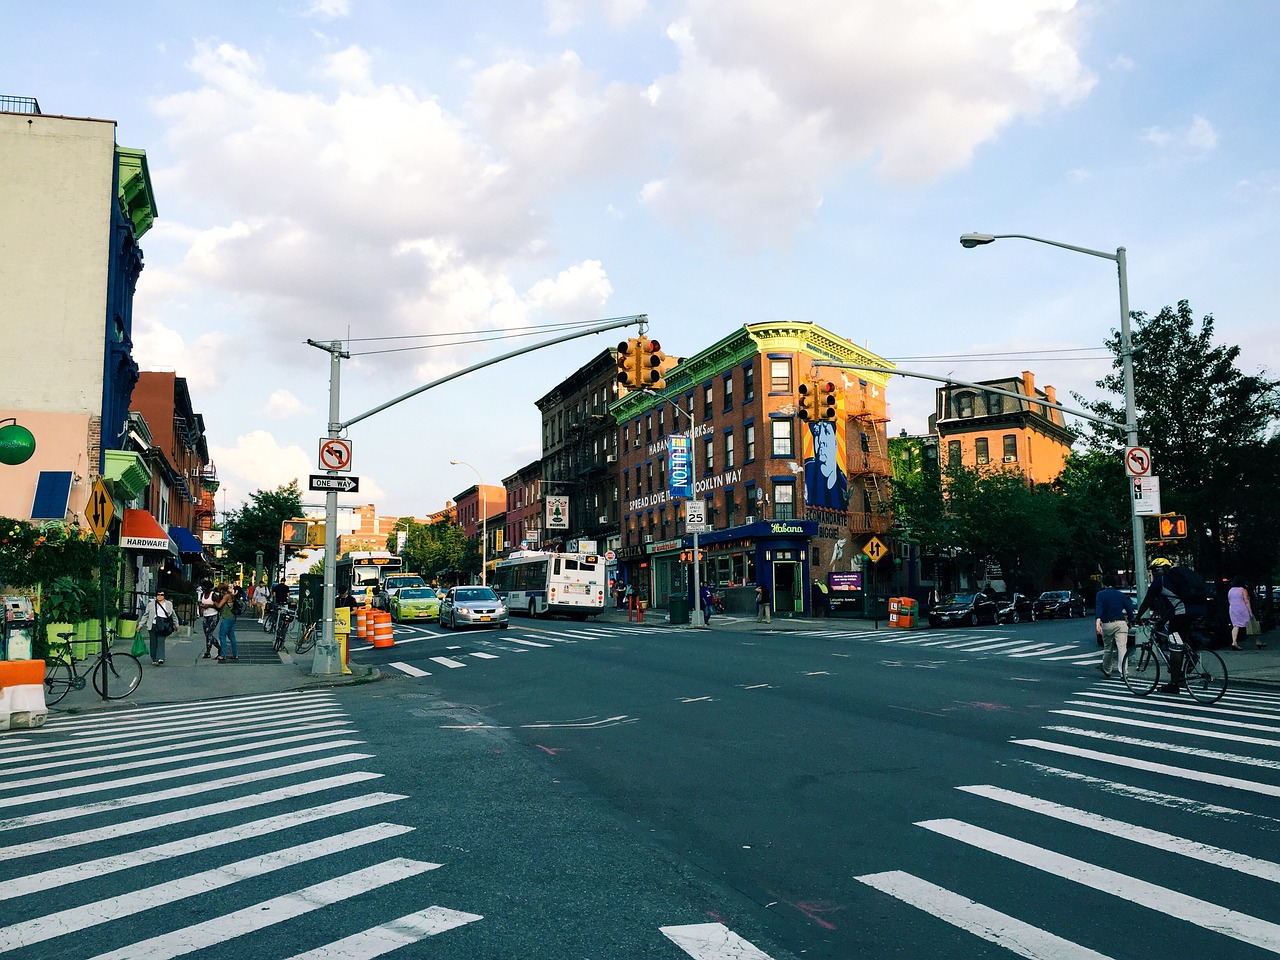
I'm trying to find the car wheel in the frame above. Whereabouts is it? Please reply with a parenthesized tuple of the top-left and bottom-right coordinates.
(1010, 610, 1020, 624)
(966, 611, 977, 627)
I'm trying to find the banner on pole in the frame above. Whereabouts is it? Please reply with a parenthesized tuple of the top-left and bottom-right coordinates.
(668, 434, 692, 499)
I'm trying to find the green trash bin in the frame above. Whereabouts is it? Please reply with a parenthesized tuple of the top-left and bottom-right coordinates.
(668, 594, 690, 625)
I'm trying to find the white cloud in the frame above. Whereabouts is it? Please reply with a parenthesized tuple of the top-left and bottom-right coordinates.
(209, 430, 312, 510)
(1186, 114, 1218, 150)
(303, 0, 352, 21)
(263, 390, 311, 418)
(546, 0, 647, 34)
(633, 0, 1097, 239)
(1144, 114, 1218, 151)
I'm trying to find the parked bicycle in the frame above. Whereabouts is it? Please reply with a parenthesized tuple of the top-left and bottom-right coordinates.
(273, 603, 297, 653)
(43, 630, 143, 705)
(262, 599, 280, 635)
(1121, 618, 1228, 704)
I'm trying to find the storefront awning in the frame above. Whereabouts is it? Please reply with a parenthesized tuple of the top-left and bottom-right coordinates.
(168, 525, 205, 557)
(121, 509, 178, 555)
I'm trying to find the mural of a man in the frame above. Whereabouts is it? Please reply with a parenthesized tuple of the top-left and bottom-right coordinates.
(804, 420, 848, 509)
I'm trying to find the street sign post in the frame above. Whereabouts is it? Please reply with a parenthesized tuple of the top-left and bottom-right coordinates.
(308, 474, 359, 493)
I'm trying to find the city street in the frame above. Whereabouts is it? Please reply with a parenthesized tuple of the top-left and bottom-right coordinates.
(4, 614, 1280, 958)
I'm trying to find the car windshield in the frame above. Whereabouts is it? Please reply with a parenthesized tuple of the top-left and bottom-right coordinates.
(455, 588, 498, 603)
(941, 593, 976, 604)
(992, 592, 1013, 603)
(399, 588, 434, 600)
(1040, 591, 1069, 601)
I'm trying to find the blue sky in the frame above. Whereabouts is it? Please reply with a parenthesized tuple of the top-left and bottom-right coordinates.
(6, 0, 1278, 523)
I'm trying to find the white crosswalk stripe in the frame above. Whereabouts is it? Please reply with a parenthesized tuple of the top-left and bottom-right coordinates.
(0, 687, 779, 959)
(857, 677, 1280, 957)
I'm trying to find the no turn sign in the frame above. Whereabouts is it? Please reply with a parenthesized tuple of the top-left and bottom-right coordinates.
(318, 438, 353, 472)
(1124, 446, 1153, 477)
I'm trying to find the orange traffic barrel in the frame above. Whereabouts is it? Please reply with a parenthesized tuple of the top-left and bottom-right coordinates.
(371, 610, 395, 648)
(355, 605, 369, 639)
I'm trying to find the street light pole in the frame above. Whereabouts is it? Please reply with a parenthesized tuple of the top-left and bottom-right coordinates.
(959, 233, 1148, 595)
(450, 460, 486, 585)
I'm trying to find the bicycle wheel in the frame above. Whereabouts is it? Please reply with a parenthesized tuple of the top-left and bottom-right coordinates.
(1183, 648, 1228, 704)
(294, 623, 317, 655)
(263, 610, 276, 633)
(43, 658, 76, 706)
(1121, 644, 1160, 697)
(92, 652, 142, 700)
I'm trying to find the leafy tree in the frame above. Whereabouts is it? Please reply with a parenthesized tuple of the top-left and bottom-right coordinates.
(1052, 451, 1131, 582)
(396, 516, 474, 582)
(1077, 300, 1280, 576)
(222, 481, 303, 570)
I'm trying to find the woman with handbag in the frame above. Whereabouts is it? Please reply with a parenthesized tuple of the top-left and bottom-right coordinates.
(1228, 576, 1263, 650)
(140, 589, 177, 665)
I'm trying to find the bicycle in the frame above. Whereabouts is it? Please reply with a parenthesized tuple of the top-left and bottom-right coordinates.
(43, 630, 143, 705)
(273, 604, 297, 653)
(262, 600, 279, 635)
(1121, 618, 1228, 704)
(294, 620, 317, 655)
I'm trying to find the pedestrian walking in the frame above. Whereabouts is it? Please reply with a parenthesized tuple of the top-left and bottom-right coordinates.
(198, 579, 221, 659)
(699, 583, 713, 624)
(755, 582, 772, 623)
(139, 589, 177, 666)
(1227, 575, 1261, 650)
(1094, 575, 1134, 678)
(215, 582, 238, 661)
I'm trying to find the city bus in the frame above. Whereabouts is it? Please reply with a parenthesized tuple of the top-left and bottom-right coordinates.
(335, 550, 404, 604)
(493, 551, 606, 620)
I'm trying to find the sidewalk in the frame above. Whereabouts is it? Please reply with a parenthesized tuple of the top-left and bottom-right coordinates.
(46, 615, 377, 715)
(46, 610, 1280, 715)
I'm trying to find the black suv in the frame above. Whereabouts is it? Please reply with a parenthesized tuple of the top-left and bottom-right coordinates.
(928, 592, 999, 628)
(993, 591, 1035, 624)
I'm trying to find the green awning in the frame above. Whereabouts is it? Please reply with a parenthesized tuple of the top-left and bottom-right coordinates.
(103, 450, 152, 500)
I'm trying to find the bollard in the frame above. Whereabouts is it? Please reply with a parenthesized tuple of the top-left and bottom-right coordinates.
(371, 610, 395, 648)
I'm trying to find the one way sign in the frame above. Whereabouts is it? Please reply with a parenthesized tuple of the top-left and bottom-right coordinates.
(309, 474, 360, 493)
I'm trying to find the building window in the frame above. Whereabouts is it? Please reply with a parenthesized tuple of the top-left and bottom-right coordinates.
(623, 469, 629, 497)
(773, 481, 795, 520)
(658, 407, 665, 435)
(744, 363, 755, 402)
(645, 413, 653, 443)
(725, 487, 736, 525)
(745, 423, 756, 462)
(1003, 434, 1017, 462)
(771, 419, 793, 457)
(704, 436, 714, 473)
(723, 373, 734, 411)
(725, 430, 735, 468)
(770, 359, 791, 393)
(646, 462, 654, 492)
(703, 383, 714, 418)
(957, 393, 974, 418)
(975, 437, 989, 465)
(948, 440, 962, 463)
(987, 393, 1003, 415)
(745, 483, 757, 517)
(633, 418, 641, 448)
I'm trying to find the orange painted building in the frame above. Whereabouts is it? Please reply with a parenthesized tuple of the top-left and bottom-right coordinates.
(930, 370, 1074, 483)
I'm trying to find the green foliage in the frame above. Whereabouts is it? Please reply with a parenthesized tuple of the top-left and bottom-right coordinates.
(221, 481, 303, 568)
(395, 516, 475, 582)
(0, 518, 98, 588)
(1052, 451, 1131, 580)
(1077, 299, 1280, 576)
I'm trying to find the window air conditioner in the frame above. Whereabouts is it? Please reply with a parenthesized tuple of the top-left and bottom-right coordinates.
(598, 515, 609, 524)
(1003, 456, 1017, 463)
(606, 454, 617, 463)
(744, 515, 756, 524)
(643, 534, 654, 543)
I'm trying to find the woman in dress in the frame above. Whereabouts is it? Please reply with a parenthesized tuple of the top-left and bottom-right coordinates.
(1227, 576, 1262, 650)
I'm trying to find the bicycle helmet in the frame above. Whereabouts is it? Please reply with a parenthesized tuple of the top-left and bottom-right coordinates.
(1148, 557, 1173, 571)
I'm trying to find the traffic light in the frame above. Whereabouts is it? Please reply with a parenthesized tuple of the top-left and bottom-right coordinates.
(281, 519, 309, 547)
(645, 339, 679, 390)
(616, 339, 641, 390)
(818, 380, 838, 420)
(1158, 514, 1188, 539)
(797, 378, 816, 420)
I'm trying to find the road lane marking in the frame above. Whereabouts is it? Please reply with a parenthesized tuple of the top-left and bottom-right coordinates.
(1010, 644, 1077, 658)
(857, 871, 1113, 960)
(84, 858, 441, 960)
(919, 818, 1280, 953)
(1051, 709, 1280, 748)
(660, 922, 777, 959)
(388, 662, 432, 677)
(1041, 726, 1280, 771)
(282, 906, 484, 959)
(428, 656, 467, 669)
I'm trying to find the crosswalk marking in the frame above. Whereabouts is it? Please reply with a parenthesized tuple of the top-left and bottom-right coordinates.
(857, 871, 1113, 960)
(282, 906, 485, 960)
(956, 784, 1280, 883)
(660, 922, 778, 959)
(918, 817, 1280, 953)
(1040, 725, 1280, 772)
(470, 651, 499, 659)
(0, 792, 407, 901)
(429, 656, 467, 668)
(83, 857, 441, 960)
(504, 637, 554, 648)
(389, 661, 432, 677)
(1050, 709, 1280, 748)
(0, 823, 419, 953)
(1010, 643, 1077, 657)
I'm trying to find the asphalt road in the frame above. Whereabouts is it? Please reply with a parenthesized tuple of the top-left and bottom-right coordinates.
(6, 614, 1280, 959)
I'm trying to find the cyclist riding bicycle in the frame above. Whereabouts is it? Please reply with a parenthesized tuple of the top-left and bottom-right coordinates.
(1135, 556, 1209, 694)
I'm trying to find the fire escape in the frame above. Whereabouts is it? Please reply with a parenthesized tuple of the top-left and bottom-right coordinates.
(845, 394, 893, 537)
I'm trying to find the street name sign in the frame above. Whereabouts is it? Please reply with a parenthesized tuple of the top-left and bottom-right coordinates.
(309, 474, 359, 493)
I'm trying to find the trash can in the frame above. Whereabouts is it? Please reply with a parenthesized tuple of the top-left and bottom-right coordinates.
(668, 594, 690, 625)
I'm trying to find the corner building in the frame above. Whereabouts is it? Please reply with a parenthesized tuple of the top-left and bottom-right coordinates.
(611, 322, 893, 616)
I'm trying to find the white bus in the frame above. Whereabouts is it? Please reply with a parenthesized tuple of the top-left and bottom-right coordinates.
(493, 551, 606, 620)
(335, 550, 404, 603)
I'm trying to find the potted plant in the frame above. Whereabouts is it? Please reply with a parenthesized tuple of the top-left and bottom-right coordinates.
(40, 575, 89, 659)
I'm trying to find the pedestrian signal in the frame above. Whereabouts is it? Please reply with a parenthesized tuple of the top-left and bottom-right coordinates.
(281, 519, 309, 546)
(1158, 515, 1187, 539)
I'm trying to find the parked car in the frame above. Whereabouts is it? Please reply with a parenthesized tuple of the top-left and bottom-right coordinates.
(389, 587, 441, 623)
(439, 585, 509, 631)
(374, 573, 429, 610)
(928, 592, 999, 628)
(1033, 590, 1086, 619)
(993, 591, 1035, 624)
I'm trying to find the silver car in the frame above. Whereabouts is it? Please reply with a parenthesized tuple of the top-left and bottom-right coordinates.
(439, 585, 510, 631)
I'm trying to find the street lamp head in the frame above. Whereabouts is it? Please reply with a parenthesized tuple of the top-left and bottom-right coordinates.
(449, 459, 460, 466)
(959, 233, 996, 249)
